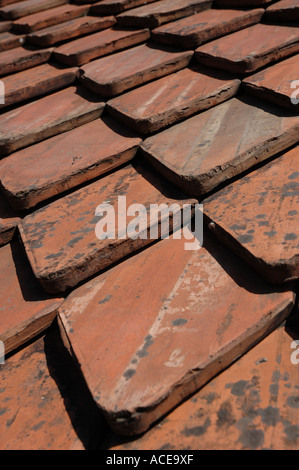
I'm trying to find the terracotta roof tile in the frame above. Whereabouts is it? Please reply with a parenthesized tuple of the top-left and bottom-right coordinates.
(0, 0, 68, 20)
(0, 86, 104, 155)
(195, 24, 299, 74)
(19, 163, 195, 293)
(215, 0, 268, 5)
(27, 15, 116, 47)
(107, 66, 240, 134)
(0, 45, 52, 76)
(90, 0, 159, 15)
(0, 20, 12, 32)
(152, 8, 264, 49)
(0, 240, 63, 355)
(12, 3, 91, 33)
(0, 194, 20, 246)
(204, 146, 299, 284)
(141, 96, 299, 196)
(79, 43, 193, 96)
(0, 62, 78, 108)
(117, 0, 212, 28)
(0, 117, 142, 209)
(242, 54, 299, 110)
(265, 0, 299, 22)
(58, 230, 294, 435)
(108, 323, 299, 450)
(53, 27, 150, 66)
(0, 30, 24, 51)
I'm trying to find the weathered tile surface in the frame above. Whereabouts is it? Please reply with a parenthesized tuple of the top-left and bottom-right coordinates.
(19, 163, 195, 293)
(0, 31, 24, 51)
(80, 44, 193, 96)
(54, 27, 149, 66)
(0, 117, 141, 209)
(107, 321, 299, 449)
(28, 15, 116, 47)
(58, 231, 294, 435)
(265, 0, 299, 21)
(152, 8, 263, 49)
(0, 0, 68, 20)
(0, 86, 104, 156)
(0, 240, 63, 355)
(0, 20, 11, 32)
(107, 67, 240, 134)
(141, 96, 299, 197)
(215, 0, 268, 5)
(0, 45, 52, 76)
(12, 3, 90, 33)
(91, 0, 158, 15)
(117, 0, 212, 28)
(203, 147, 299, 284)
(0, 63, 78, 109)
(195, 24, 299, 74)
(0, 329, 106, 450)
(242, 54, 299, 110)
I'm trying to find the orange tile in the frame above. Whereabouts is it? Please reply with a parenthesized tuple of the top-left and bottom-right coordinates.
(265, 0, 299, 21)
(0, 45, 52, 76)
(0, 0, 68, 20)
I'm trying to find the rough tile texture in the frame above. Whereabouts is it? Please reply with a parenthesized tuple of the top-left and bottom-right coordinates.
(28, 15, 116, 47)
(0, 20, 11, 32)
(215, 0, 269, 5)
(107, 66, 240, 134)
(0, 240, 63, 355)
(203, 147, 299, 284)
(58, 231, 294, 435)
(152, 8, 264, 49)
(141, 96, 299, 197)
(0, 328, 106, 450)
(53, 27, 150, 66)
(117, 0, 213, 28)
(80, 44, 193, 96)
(91, 0, 159, 15)
(0, 117, 142, 209)
(12, 3, 91, 33)
(242, 54, 299, 110)
(195, 24, 299, 74)
(0, 86, 104, 156)
(0, 194, 20, 246)
(265, 0, 299, 22)
(19, 163, 195, 293)
(107, 322, 299, 450)
(0, 31, 25, 51)
(0, 46, 52, 77)
(0, 63, 78, 109)
(0, 0, 68, 20)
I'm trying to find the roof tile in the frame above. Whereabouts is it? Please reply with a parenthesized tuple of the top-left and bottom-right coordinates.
(0, 0, 68, 20)
(0, 20, 12, 32)
(265, 0, 299, 22)
(152, 8, 264, 49)
(58, 230, 294, 435)
(19, 163, 195, 293)
(116, 0, 212, 28)
(0, 194, 20, 246)
(0, 117, 142, 209)
(28, 15, 116, 47)
(141, 96, 299, 196)
(203, 146, 299, 284)
(12, 3, 91, 33)
(195, 24, 299, 74)
(0, 86, 104, 156)
(90, 0, 159, 15)
(0, 240, 63, 355)
(242, 54, 299, 110)
(53, 27, 150, 66)
(0, 30, 25, 51)
(0, 62, 78, 109)
(0, 45, 52, 76)
(107, 66, 240, 134)
(79, 43, 193, 97)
